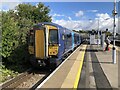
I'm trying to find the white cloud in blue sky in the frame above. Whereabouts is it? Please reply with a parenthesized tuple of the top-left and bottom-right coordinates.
(0, 1, 119, 32)
(75, 10, 84, 17)
(0, 0, 22, 11)
(96, 13, 111, 20)
(53, 12, 118, 32)
(87, 10, 98, 13)
(68, 17, 72, 21)
(52, 13, 65, 17)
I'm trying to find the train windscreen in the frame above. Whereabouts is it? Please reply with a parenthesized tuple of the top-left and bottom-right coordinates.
(49, 30, 58, 44)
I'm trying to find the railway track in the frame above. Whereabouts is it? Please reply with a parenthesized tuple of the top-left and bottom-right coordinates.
(1, 67, 50, 89)
(1, 45, 81, 90)
(1, 51, 74, 89)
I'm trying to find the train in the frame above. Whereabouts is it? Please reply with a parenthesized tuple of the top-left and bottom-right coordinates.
(28, 22, 82, 68)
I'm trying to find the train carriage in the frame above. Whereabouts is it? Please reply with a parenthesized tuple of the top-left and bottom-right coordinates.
(74, 32, 81, 47)
(28, 22, 81, 68)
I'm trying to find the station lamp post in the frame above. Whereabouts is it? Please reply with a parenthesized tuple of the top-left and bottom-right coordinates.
(97, 18, 111, 46)
(112, 0, 117, 64)
(97, 19, 100, 46)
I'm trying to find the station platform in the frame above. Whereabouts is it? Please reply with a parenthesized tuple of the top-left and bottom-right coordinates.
(78, 45, 119, 89)
(36, 44, 119, 89)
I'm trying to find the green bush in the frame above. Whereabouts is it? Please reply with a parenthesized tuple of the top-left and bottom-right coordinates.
(1, 2, 51, 68)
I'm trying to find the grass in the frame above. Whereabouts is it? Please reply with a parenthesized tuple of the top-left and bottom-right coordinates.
(0, 61, 31, 84)
(0, 65, 19, 83)
(0, 63, 31, 84)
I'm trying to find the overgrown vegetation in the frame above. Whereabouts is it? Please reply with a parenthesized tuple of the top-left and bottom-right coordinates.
(1, 2, 51, 83)
(0, 65, 18, 83)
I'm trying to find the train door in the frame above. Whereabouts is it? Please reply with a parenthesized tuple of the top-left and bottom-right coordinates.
(35, 29, 45, 59)
(48, 29, 59, 56)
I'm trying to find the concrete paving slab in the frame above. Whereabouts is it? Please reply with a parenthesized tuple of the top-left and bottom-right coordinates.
(40, 45, 87, 88)
(78, 44, 118, 89)
(88, 45, 97, 89)
(61, 45, 86, 88)
(94, 45, 118, 88)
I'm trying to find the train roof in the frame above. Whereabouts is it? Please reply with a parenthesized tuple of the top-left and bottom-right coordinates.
(36, 22, 72, 31)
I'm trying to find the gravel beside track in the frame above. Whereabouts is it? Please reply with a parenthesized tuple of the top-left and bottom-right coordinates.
(1, 68, 50, 89)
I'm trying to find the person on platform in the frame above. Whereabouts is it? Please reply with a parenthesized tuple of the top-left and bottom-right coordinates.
(105, 35, 111, 51)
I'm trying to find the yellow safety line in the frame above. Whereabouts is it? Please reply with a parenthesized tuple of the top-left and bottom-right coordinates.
(73, 45, 87, 89)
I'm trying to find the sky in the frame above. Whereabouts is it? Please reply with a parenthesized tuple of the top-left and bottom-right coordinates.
(0, 1, 120, 32)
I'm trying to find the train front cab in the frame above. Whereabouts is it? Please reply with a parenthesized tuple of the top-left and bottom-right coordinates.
(28, 24, 59, 67)
(47, 25, 59, 67)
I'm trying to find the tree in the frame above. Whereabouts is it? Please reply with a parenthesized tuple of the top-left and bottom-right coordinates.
(15, 2, 52, 44)
(1, 11, 19, 58)
(16, 3, 51, 24)
(1, 2, 52, 64)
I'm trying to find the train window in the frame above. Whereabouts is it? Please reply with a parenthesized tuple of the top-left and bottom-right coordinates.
(49, 29, 58, 44)
(67, 33, 71, 38)
(62, 34, 65, 40)
(30, 36, 34, 45)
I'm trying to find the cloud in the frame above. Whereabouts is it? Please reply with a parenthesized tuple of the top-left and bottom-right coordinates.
(68, 17, 72, 20)
(87, 10, 98, 12)
(53, 19, 89, 31)
(50, 13, 66, 21)
(91, 13, 118, 32)
(0, 0, 20, 2)
(75, 10, 84, 17)
(96, 13, 111, 21)
(52, 13, 73, 21)
(53, 13, 118, 33)
(95, 13, 117, 33)
(52, 13, 65, 17)
(0, 1, 22, 11)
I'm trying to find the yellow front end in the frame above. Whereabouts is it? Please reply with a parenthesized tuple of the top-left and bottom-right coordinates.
(46, 25, 59, 57)
(49, 45, 58, 56)
(28, 24, 59, 67)
(29, 25, 59, 60)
